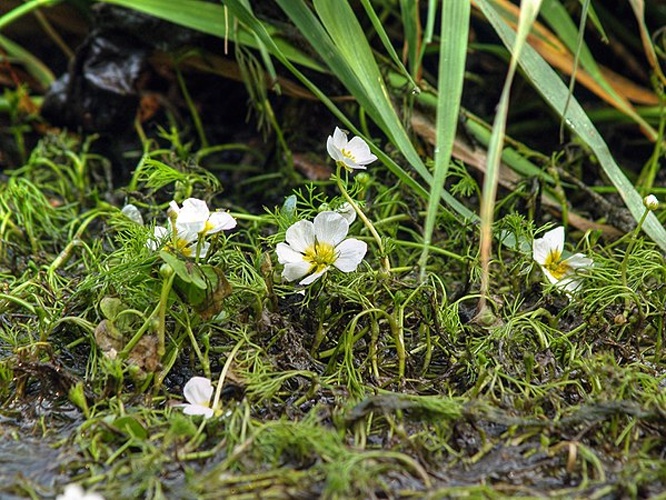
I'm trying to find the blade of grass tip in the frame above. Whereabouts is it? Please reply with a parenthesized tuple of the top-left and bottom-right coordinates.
(0, 0, 59, 32)
(477, 0, 666, 252)
(418, 0, 470, 282)
(627, 0, 666, 86)
(479, 0, 543, 310)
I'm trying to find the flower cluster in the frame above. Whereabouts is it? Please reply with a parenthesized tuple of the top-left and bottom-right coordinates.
(277, 211, 367, 285)
(147, 198, 237, 258)
(533, 226, 593, 293)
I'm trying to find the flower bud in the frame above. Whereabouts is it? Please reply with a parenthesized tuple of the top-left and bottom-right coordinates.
(643, 194, 659, 211)
(159, 263, 174, 279)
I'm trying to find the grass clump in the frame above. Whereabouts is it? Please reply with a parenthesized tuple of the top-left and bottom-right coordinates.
(2, 1, 666, 498)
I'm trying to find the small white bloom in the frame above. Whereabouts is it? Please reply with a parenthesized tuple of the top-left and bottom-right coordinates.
(176, 198, 237, 237)
(533, 226, 593, 293)
(120, 204, 144, 225)
(179, 376, 215, 419)
(147, 224, 210, 258)
(326, 127, 377, 171)
(56, 484, 104, 500)
(146, 198, 236, 258)
(644, 194, 659, 211)
(276, 211, 367, 285)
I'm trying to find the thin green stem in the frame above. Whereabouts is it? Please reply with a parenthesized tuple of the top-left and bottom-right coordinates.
(335, 163, 390, 275)
(156, 271, 177, 358)
(620, 208, 650, 292)
(211, 338, 245, 414)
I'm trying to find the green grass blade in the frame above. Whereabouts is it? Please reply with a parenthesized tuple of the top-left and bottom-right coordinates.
(477, 0, 666, 252)
(479, 0, 543, 302)
(0, 0, 60, 32)
(418, 0, 470, 281)
(360, 0, 417, 90)
(0, 34, 54, 88)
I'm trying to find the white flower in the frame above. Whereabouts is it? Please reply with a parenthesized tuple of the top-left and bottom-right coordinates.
(179, 376, 215, 419)
(644, 194, 659, 211)
(173, 198, 237, 239)
(276, 211, 367, 285)
(56, 484, 104, 500)
(147, 224, 210, 259)
(533, 226, 593, 293)
(146, 198, 236, 258)
(326, 127, 377, 171)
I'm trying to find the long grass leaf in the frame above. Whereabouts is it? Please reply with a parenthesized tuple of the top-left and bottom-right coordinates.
(418, 1, 470, 281)
(479, 0, 543, 303)
(359, 0, 417, 89)
(476, 0, 666, 251)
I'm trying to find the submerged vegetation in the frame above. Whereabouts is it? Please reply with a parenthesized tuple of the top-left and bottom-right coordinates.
(2, 0, 666, 498)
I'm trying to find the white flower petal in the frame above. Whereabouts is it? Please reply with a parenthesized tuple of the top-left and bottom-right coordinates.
(539, 266, 560, 286)
(177, 198, 209, 233)
(533, 226, 564, 265)
(299, 268, 328, 285)
(284, 220, 315, 253)
(282, 260, 312, 282)
(183, 376, 213, 406)
(181, 403, 214, 419)
(147, 226, 170, 250)
(336, 202, 356, 225)
(342, 157, 367, 170)
(556, 276, 583, 293)
(57, 484, 105, 500)
(347, 136, 377, 165)
(206, 211, 237, 234)
(276, 242, 305, 265)
(332, 127, 347, 148)
(333, 238, 367, 272)
(314, 211, 349, 247)
(327, 135, 343, 162)
(167, 200, 181, 219)
(564, 253, 593, 270)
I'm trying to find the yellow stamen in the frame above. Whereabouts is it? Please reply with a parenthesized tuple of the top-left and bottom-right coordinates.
(341, 148, 356, 162)
(303, 241, 337, 274)
(543, 249, 570, 280)
(202, 220, 215, 234)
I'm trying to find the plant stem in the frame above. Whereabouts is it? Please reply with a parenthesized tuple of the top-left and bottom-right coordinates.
(335, 163, 390, 275)
(620, 207, 649, 292)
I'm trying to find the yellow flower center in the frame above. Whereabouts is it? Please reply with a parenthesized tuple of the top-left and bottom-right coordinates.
(202, 220, 215, 234)
(172, 237, 194, 257)
(543, 249, 570, 280)
(304, 241, 337, 274)
(340, 148, 357, 162)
